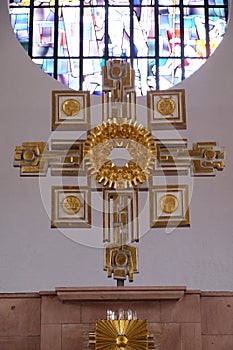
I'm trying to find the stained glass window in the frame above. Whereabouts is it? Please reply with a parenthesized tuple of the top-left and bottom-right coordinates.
(9, 0, 228, 95)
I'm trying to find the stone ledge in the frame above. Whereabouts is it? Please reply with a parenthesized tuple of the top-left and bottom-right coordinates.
(0, 293, 40, 299)
(55, 286, 186, 302)
(201, 291, 233, 297)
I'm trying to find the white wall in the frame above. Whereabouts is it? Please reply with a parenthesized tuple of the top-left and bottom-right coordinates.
(0, 0, 233, 292)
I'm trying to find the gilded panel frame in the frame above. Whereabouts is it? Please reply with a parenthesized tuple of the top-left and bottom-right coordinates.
(147, 89, 186, 130)
(149, 184, 190, 228)
(51, 186, 91, 228)
(52, 90, 90, 131)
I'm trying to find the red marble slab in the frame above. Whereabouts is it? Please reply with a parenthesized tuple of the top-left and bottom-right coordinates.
(41, 295, 81, 324)
(62, 324, 92, 350)
(201, 296, 233, 334)
(202, 335, 233, 349)
(161, 294, 201, 323)
(149, 323, 181, 350)
(0, 337, 40, 350)
(41, 324, 61, 350)
(181, 323, 202, 350)
(0, 298, 40, 337)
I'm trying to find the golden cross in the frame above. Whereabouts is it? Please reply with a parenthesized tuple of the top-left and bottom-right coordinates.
(14, 60, 225, 284)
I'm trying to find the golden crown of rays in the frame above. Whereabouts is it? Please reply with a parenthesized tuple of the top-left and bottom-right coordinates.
(95, 320, 149, 350)
(84, 120, 156, 189)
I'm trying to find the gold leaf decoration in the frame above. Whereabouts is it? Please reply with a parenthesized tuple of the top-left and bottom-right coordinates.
(84, 120, 156, 189)
(95, 320, 148, 350)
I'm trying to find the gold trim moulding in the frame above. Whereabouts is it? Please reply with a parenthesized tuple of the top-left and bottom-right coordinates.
(154, 140, 225, 177)
(103, 189, 139, 243)
(154, 139, 189, 175)
(14, 140, 86, 176)
(190, 142, 225, 176)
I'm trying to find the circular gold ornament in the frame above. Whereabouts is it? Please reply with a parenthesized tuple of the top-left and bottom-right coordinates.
(62, 99, 80, 117)
(23, 150, 34, 161)
(157, 97, 175, 116)
(84, 120, 156, 189)
(115, 252, 128, 266)
(111, 65, 121, 78)
(116, 335, 128, 348)
(62, 195, 81, 215)
(160, 194, 179, 214)
(204, 149, 216, 160)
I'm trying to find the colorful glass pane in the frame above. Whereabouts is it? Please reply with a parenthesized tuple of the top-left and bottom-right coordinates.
(9, 0, 228, 94)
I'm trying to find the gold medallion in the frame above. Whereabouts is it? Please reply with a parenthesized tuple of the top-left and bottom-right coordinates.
(115, 252, 128, 266)
(204, 149, 216, 160)
(111, 65, 121, 78)
(62, 99, 80, 117)
(160, 194, 179, 214)
(157, 97, 175, 116)
(62, 195, 81, 215)
(23, 150, 34, 161)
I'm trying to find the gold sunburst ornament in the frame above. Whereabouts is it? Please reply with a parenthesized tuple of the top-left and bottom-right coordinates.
(95, 320, 149, 350)
(84, 120, 156, 189)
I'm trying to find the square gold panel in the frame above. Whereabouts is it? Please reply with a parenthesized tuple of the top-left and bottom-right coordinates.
(147, 89, 186, 130)
(52, 90, 90, 130)
(51, 186, 91, 228)
(149, 184, 190, 228)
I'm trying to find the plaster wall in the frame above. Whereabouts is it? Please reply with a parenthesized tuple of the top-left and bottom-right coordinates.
(0, 0, 233, 292)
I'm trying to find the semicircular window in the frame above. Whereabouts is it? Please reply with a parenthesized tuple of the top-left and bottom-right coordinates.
(9, 0, 228, 95)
